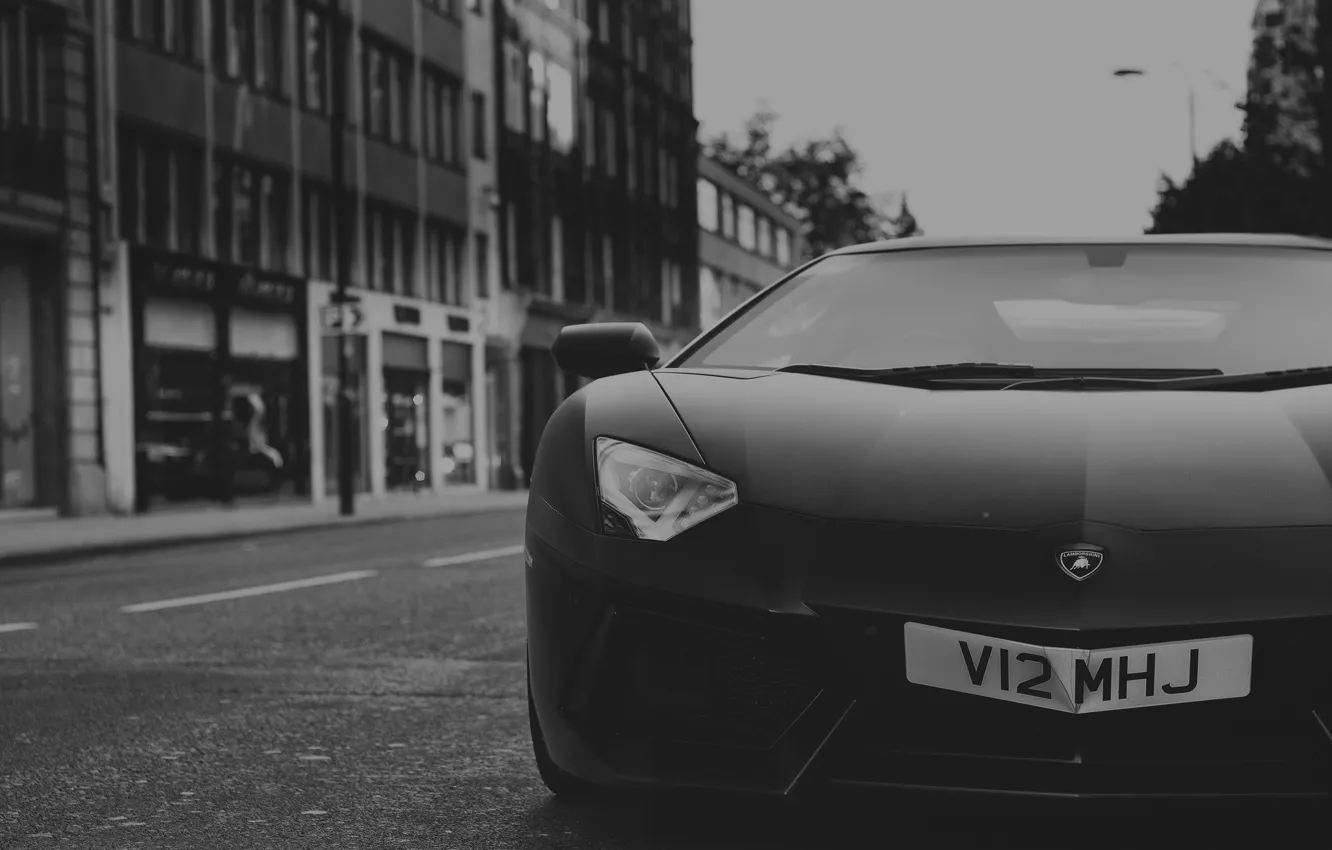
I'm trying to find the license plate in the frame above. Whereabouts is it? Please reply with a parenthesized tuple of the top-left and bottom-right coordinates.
(903, 623, 1253, 714)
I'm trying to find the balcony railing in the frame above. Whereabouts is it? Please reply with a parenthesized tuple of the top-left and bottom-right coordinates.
(0, 123, 64, 197)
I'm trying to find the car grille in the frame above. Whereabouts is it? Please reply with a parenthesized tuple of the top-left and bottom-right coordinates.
(582, 605, 826, 750)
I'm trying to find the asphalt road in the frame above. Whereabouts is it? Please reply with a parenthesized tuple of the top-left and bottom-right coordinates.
(0, 508, 1313, 848)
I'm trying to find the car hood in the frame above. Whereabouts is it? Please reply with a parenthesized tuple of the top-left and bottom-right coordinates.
(654, 369, 1332, 532)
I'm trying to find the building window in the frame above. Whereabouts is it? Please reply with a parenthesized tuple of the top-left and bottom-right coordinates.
(364, 206, 391, 292)
(528, 52, 547, 145)
(302, 183, 337, 282)
(300, 5, 331, 114)
(259, 172, 292, 272)
(471, 91, 487, 159)
(215, 157, 290, 270)
(697, 179, 718, 231)
(699, 265, 721, 328)
(117, 0, 198, 62)
(255, 0, 285, 95)
(546, 61, 575, 153)
(423, 68, 460, 165)
(596, 0, 610, 40)
(424, 0, 458, 17)
(737, 203, 756, 251)
(503, 202, 517, 288)
(776, 227, 792, 266)
(582, 97, 596, 170)
(474, 232, 490, 299)
(426, 222, 465, 305)
(601, 109, 617, 177)
(503, 41, 525, 132)
(550, 215, 564, 301)
(601, 234, 614, 309)
(720, 193, 735, 239)
(118, 124, 205, 255)
(758, 216, 772, 258)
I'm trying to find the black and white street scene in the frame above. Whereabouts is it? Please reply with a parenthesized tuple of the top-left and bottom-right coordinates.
(4, 0, 1332, 847)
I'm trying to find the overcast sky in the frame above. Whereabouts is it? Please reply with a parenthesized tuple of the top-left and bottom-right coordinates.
(692, 0, 1258, 236)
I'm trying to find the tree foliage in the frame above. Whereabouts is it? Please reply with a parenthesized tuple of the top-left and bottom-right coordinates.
(1148, 1, 1332, 235)
(702, 109, 920, 258)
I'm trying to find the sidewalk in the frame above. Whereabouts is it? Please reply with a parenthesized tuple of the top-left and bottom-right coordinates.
(0, 489, 530, 568)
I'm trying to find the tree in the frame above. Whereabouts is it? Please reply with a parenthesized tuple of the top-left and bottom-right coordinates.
(1146, 139, 1319, 234)
(702, 109, 918, 257)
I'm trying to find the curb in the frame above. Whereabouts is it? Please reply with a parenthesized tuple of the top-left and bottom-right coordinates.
(0, 502, 529, 571)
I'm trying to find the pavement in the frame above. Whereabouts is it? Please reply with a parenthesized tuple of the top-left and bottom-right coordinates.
(0, 508, 1312, 848)
(0, 489, 532, 568)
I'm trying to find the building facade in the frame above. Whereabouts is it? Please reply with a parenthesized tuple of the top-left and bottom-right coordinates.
(0, 0, 105, 517)
(1249, 0, 1320, 162)
(102, 0, 482, 513)
(488, 0, 700, 488)
(696, 154, 803, 330)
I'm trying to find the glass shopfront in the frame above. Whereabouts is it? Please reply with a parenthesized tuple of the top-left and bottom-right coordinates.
(131, 247, 308, 511)
(382, 332, 430, 491)
(439, 341, 474, 485)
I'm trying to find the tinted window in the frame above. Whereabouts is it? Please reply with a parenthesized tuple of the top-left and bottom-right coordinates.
(679, 245, 1332, 375)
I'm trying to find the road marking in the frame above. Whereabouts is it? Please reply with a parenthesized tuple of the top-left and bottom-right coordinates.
(0, 622, 37, 634)
(120, 570, 379, 613)
(421, 544, 524, 568)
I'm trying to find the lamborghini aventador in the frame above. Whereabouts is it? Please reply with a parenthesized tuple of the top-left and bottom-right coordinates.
(524, 234, 1332, 805)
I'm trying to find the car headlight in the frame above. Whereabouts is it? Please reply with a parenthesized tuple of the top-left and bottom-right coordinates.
(594, 437, 739, 541)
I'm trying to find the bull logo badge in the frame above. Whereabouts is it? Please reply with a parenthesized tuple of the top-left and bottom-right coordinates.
(1057, 546, 1105, 582)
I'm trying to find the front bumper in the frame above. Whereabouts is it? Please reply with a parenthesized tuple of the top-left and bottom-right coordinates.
(524, 497, 1332, 805)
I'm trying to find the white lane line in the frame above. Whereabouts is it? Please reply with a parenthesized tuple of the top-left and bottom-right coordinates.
(120, 570, 379, 614)
(421, 544, 524, 569)
(0, 622, 38, 634)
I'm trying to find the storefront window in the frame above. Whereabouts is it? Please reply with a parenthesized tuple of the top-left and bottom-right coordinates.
(137, 297, 219, 505)
(132, 248, 309, 511)
(228, 307, 301, 501)
(440, 341, 474, 485)
(382, 332, 430, 490)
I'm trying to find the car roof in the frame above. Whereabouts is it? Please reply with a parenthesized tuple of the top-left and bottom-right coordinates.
(830, 232, 1332, 256)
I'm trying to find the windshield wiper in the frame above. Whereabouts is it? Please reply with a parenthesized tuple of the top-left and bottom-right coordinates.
(775, 362, 1222, 389)
(1130, 364, 1332, 392)
(776, 362, 1040, 384)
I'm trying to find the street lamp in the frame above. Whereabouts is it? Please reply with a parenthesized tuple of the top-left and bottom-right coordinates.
(1112, 64, 1240, 168)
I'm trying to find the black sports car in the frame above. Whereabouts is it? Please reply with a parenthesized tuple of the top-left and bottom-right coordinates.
(524, 234, 1332, 805)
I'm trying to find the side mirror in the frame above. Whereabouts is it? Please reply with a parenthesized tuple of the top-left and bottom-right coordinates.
(551, 322, 660, 379)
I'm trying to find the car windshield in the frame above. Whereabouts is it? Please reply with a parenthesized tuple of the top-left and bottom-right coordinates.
(678, 245, 1332, 376)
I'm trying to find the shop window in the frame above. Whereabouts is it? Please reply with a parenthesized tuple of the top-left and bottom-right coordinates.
(382, 332, 431, 491)
(227, 307, 301, 500)
(138, 298, 220, 506)
(776, 227, 792, 266)
(758, 216, 772, 258)
(440, 341, 474, 485)
(721, 192, 735, 239)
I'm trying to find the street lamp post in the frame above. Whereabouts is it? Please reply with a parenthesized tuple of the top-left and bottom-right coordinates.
(1112, 66, 1199, 168)
(1113, 65, 1239, 232)
(330, 0, 355, 516)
